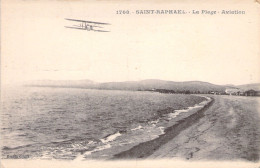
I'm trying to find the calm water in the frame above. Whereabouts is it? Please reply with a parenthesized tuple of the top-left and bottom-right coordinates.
(1, 87, 205, 159)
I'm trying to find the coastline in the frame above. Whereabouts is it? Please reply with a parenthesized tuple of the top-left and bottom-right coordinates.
(74, 95, 211, 160)
(112, 95, 213, 159)
(2, 96, 260, 167)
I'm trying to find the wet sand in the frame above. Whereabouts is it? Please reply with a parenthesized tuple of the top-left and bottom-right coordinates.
(114, 95, 260, 161)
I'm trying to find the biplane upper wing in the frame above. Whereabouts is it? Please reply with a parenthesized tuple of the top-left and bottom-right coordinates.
(65, 18, 110, 25)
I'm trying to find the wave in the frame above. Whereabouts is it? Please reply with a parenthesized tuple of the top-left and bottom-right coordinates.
(2, 144, 34, 151)
(131, 125, 143, 131)
(84, 144, 112, 156)
(100, 132, 122, 143)
(168, 96, 211, 119)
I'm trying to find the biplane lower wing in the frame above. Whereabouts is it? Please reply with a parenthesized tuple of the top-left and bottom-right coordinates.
(65, 18, 110, 25)
(93, 30, 110, 32)
(64, 26, 86, 30)
(65, 26, 110, 32)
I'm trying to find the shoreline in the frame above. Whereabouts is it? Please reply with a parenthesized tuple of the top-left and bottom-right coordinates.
(112, 96, 214, 159)
(75, 95, 211, 160)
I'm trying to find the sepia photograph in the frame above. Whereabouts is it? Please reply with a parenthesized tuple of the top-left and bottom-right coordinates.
(1, 0, 260, 168)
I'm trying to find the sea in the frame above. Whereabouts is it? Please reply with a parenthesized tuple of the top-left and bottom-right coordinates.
(1, 86, 207, 160)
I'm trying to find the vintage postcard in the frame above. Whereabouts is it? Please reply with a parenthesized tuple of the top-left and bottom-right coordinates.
(1, 0, 260, 168)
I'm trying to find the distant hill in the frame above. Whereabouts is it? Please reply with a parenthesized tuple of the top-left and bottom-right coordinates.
(224, 84, 237, 88)
(25, 79, 228, 93)
(236, 83, 260, 91)
(96, 80, 226, 93)
(24, 79, 96, 88)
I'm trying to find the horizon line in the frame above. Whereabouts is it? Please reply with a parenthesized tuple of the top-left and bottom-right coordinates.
(6, 78, 260, 86)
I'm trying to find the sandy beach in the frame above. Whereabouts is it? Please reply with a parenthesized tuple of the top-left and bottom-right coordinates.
(114, 95, 260, 161)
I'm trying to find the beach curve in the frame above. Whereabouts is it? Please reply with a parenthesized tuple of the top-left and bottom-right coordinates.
(113, 95, 214, 159)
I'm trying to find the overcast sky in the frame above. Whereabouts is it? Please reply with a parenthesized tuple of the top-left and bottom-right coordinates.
(2, 0, 260, 85)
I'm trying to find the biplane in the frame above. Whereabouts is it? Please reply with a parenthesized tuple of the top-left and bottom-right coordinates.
(65, 18, 110, 32)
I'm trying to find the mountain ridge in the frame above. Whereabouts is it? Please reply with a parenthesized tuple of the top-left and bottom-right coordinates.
(21, 79, 260, 93)
(24, 79, 260, 93)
